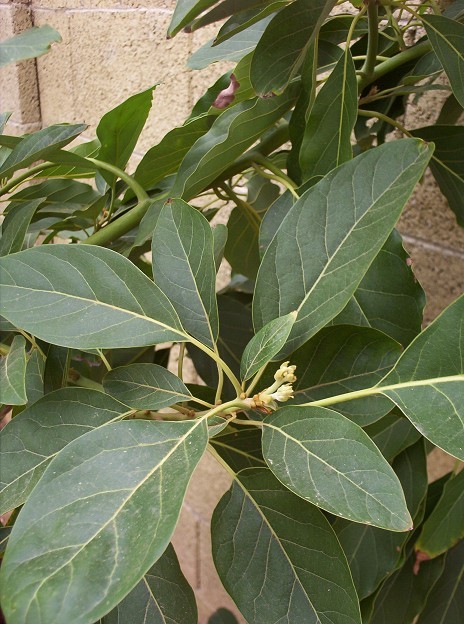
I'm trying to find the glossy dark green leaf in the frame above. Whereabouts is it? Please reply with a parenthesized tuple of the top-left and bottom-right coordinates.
(0, 24, 61, 67)
(412, 125, 464, 226)
(100, 544, 198, 624)
(240, 312, 296, 381)
(0, 124, 87, 180)
(224, 205, 261, 279)
(0, 526, 11, 556)
(299, 50, 357, 181)
(24, 348, 45, 405)
(8, 179, 100, 214)
(262, 405, 412, 530)
(415, 469, 464, 559)
(189, 0, 273, 31)
(172, 89, 297, 200)
(212, 223, 228, 270)
(332, 229, 426, 347)
(43, 344, 70, 393)
(289, 325, 401, 426)
(250, 0, 336, 95)
(334, 441, 427, 599)
(0, 388, 130, 515)
(210, 426, 265, 471)
(33, 138, 101, 179)
(423, 15, 464, 108)
(0, 418, 208, 624)
(208, 607, 239, 624)
(103, 363, 192, 410)
(436, 93, 463, 124)
(96, 87, 155, 186)
(152, 199, 218, 348)
(378, 294, 464, 460)
(0, 199, 42, 256)
(364, 410, 421, 463)
(416, 540, 464, 624)
(128, 115, 214, 201)
(253, 139, 433, 356)
(258, 189, 294, 253)
(168, 0, 219, 36)
(0, 335, 27, 405)
(187, 18, 271, 69)
(0, 245, 187, 349)
(211, 467, 361, 624)
(188, 295, 253, 398)
(369, 550, 446, 624)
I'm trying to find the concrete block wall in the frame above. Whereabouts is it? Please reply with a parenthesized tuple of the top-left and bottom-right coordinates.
(1, 2, 463, 621)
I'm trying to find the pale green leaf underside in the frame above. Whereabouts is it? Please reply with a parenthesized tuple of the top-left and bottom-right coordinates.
(103, 363, 192, 410)
(0, 245, 187, 349)
(0, 419, 208, 624)
(0, 24, 61, 67)
(0, 388, 130, 515)
(262, 406, 412, 531)
(0, 335, 27, 405)
(253, 139, 433, 356)
(212, 467, 361, 624)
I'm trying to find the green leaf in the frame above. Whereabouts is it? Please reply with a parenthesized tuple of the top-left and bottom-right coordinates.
(240, 312, 296, 381)
(210, 426, 265, 471)
(299, 50, 357, 181)
(103, 363, 192, 410)
(0, 245, 187, 349)
(211, 467, 361, 624)
(214, 2, 287, 46)
(369, 550, 446, 624)
(208, 608, 239, 624)
(332, 229, 426, 347)
(0, 111, 12, 133)
(152, 199, 218, 348)
(378, 294, 464, 460)
(364, 410, 421, 463)
(128, 115, 214, 200)
(415, 469, 464, 559)
(96, 87, 155, 187)
(32, 138, 101, 179)
(168, 0, 220, 36)
(187, 295, 253, 399)
(334, 441, 428, 600)
(0, 199, 42, 256)
(0, 24, 61, 67)
(187, 19, 271, 69)
(261, 405, 412, 530)
(100, 544, 198, 624)
(411, 125, 464, 226)
(288, 325, 402, 426)
(0, 335, 27, 405)
(253, 139, 433, 355)
(416, 540, 464, 624)
(24, 348, 45, 405)
(0, 388, 130, 515)
(0, 124, 87, 180)
(422, 15, 464, 108)
(189, 0, 274, 31)
(43, 344, 70, 393)
(212, 223, 228, 270)
(250, 0, 336, 96)
(0, 418, 208, 624)
(172, 90, 297, 200)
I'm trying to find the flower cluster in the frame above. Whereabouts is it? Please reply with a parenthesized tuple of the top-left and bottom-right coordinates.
(251, 362, 297, 412)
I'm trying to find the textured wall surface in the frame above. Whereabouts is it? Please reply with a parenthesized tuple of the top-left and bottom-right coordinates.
(1, 1, 463, 621)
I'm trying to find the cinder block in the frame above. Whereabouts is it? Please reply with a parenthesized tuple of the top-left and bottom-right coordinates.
(183, 452, 231, 521)
(36, 10, 193, 151)
(34, 1, 176, 9)
(401, 239, 464, 323)
(33, 9, 76, 124)
(399, 170, 464, 251)
(0, 3, 41, 127)
(427, 448, 457, 482)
